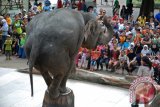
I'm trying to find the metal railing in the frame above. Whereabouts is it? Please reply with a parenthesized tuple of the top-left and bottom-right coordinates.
(0, 0, 23, 15)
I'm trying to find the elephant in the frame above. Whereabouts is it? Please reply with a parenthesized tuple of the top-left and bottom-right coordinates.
(24, 9, 114, 98)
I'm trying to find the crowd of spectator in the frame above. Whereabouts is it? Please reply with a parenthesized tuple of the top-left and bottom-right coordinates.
(0, 0, 160, 83)
(76, 7, 160, 84)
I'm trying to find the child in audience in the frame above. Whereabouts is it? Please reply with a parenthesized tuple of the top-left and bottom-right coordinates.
(4, 35, 12, 60)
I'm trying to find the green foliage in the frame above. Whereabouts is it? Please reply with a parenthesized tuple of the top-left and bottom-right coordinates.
(133, 0, 160, 8)
(155, 0, 160, 3)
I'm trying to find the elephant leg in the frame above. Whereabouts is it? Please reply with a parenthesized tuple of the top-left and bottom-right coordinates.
(41, 70, 52, 87)
(48, 73, 64, 98)
(59, 74, 69, 93)
(35, 66, 52, 87)
(59, 60, 75, 93)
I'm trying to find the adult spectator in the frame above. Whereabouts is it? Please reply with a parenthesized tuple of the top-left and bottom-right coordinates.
(27, 12, 33, 22)
(149, 17, 155, 29)
(118, 50, 129, 74)
(34, 0, 38, 6)
(122, 38, 130, 50)
(134, 42, 143, 55)
(21, 16, 28, 32)
(151, 44, 159, 56)
(126, 1, 133, 17)
(133, 28, 142, 44)
(120, 5, 127, 20)
(5, 14, 12, 35)
(155, 10, 160, 23)
(141, 45, 150, 56)
(119, 31, 126, 48)
(137, 56, 153, 77)
(97, 10, 106, 23)
(113, 0, 120, 16)
(99, 45, 110, 70)
(12, 15, 24, 40)
(43, 0, 51, 11)
(32, 5, 38, 14)
(141, 32, 152, 47)
(138, 15, 146, 27)
(5, 14, 12, 26)
(81, 0, 87, 12)
(77, 0, 82, 11)
(108, 44, 120, 72)
(118, 18, 125, 31)
(37, 2, 43, 12)
(0, 19, 9, 53)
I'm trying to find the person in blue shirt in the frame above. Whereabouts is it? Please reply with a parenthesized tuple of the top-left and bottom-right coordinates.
(43, 0, 51, 11)
(122, 38, 130, 50)
(155, 11, 160, 22)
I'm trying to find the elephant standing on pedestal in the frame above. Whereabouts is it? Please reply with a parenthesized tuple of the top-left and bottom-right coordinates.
(24, 9, 113, 98)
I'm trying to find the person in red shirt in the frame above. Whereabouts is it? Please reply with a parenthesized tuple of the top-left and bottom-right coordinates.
(77, 0, 82, 11)
(57, 0, 63, 8)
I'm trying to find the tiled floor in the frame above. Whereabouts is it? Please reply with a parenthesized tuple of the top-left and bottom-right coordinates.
(0, 68, 144, 107)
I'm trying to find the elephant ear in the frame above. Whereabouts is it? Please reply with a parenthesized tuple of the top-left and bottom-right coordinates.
(84, 19, 98, 42)
(83, 19, 99, 49)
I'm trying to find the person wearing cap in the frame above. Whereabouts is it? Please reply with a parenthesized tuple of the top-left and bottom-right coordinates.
(4, 35, 12, 60)
(0, 19, 9, 53)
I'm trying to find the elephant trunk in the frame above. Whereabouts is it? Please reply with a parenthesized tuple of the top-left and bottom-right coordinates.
(99, 16, 114, 45)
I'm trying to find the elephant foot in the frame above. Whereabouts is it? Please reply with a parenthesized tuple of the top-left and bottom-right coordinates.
(59, 87, 71, 95)
(47, 88, 60, 99)
(59, 87, 68, 93)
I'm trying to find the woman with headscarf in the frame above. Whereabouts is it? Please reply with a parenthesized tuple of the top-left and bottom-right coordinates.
(141, 45, 150, 56)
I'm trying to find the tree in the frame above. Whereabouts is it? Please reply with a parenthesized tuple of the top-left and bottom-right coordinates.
(139, 0, 154, 21)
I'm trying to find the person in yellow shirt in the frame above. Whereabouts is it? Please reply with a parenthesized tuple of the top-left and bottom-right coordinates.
(37, 2, 43, 12)
(138, 15, 146, 27)
(4, 35, 12, 60)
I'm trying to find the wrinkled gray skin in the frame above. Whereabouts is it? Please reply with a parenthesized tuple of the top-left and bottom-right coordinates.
(24, 9, 113, 98)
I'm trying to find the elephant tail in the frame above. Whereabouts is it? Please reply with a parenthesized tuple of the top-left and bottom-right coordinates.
(28, 47, 38, 97)
(29, 62, 34, 97)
